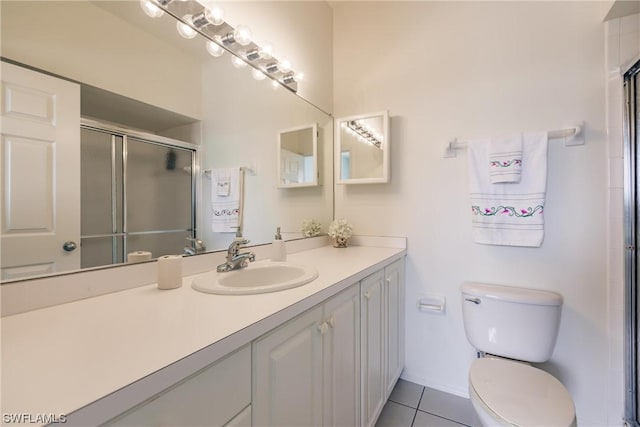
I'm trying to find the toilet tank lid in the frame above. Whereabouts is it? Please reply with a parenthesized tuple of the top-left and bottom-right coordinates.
(461, 282, 563, 306)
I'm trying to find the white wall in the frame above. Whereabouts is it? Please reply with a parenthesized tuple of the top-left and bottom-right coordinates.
(333, 2, 612, 425)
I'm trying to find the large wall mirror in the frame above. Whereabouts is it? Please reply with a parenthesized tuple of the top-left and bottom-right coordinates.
(335, 111, 390, 184)
(0, 1, 334, 282)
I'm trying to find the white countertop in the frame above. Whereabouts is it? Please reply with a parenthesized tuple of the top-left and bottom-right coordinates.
(1, 244, 405, 424)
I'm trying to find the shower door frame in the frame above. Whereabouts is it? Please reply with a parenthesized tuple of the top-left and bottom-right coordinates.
(623, 64, 639, 427)
(80, 118, 200, 265)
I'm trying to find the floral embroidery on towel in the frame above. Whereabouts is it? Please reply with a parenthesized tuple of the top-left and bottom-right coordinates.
(490, 159, 522, 168)
(471, 205, 544, 218)
(213, 208, 240, 217)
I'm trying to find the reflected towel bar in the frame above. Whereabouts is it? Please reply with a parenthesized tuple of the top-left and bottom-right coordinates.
(443, 122, 584, 158)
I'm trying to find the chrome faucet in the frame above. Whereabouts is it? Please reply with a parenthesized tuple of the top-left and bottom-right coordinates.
(217, 238, 255, 272)
(184, 237, 206, 256)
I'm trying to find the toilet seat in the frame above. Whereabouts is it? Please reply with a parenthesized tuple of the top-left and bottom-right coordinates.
(469, 357, 576, 427)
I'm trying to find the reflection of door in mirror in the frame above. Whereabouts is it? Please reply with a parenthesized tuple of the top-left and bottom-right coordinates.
(80, 126, 195, 269)
(278, 124, 318, 188)
(0, 62, 81, 281)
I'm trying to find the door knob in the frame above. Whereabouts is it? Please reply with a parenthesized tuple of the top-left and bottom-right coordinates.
(62, 241, 77, 252)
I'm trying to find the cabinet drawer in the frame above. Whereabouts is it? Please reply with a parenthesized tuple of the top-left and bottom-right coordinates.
(106, 345, 250, 426)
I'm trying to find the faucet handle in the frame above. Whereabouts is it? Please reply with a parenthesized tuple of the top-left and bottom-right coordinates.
(186, 237, 206, 251)
(234, 238, 250, 247)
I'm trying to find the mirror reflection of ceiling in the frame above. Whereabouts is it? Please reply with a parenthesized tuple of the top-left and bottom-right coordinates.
(0, 0, 334, 282)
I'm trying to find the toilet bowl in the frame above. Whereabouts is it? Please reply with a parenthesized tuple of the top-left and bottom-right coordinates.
(460, 282, 577, 427)
(469, 357, 576, 427)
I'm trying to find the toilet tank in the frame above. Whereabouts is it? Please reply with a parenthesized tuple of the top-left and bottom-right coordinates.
(461, 282, 563, 363)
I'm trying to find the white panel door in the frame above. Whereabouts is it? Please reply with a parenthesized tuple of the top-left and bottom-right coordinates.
(253, 306, 324, 427)
(360, 270, 385, 427)
(385, 258, 405, 398)
(323, 284, 360, 427)
(1, 62, 80, 280)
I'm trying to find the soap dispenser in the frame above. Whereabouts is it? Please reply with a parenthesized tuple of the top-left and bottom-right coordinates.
(271, 227, 286, 262)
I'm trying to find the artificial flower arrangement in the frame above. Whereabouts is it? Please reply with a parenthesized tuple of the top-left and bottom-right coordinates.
(301, 219, 322, 238)
(328, 219, 353, 248)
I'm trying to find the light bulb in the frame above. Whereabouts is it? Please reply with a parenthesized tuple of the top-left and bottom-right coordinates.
(258, 43, 273, 60)
(140, 0, 164, 18)
(207, 6, 225, 25)
(231, 55, 247, 69)
(278, 59, 292, 73)
(192, 7, 224, 28)
(252, 68, 266, 81)
(233, 25, 252, 46)
(294, 71, 305, 82)
(177, 16, 197, 39)
(271, 80, 280, 90)
(206, 39, 224, 57)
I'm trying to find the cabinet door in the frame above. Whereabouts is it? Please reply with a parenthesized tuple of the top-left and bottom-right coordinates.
(105, 345, 251, 427)
(253, 306, 324, 427)
(360, 270, 386, 427)
(323, 285, 360, 427)
(385, 258, 405, 398)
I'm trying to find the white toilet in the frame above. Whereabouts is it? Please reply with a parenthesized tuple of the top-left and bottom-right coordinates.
(461, 282, 577, 427)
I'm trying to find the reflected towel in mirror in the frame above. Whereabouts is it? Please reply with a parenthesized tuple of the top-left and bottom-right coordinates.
(211, 168, 241, 232)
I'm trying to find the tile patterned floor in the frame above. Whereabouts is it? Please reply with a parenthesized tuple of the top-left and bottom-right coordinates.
(375, 379, 481, 427)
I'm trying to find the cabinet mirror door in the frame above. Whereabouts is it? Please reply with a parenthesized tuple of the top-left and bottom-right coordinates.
(335, 111, 390, 184)
(277, 123, 319, 188)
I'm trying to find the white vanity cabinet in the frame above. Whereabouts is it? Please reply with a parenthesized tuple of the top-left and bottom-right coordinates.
(361, 258, 406, 427)
(104, 345, 251, 427)
(385, 258, 406, 397)
(252, 285, 361, 427)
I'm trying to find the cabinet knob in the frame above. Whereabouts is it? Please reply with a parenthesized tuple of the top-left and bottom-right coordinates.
(317, 322, 328, 335)
(364, 291, 371, 300)
(327, 316, 335, 328)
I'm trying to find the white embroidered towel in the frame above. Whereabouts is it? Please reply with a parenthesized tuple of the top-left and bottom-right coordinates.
(468, 131, 548, 247)
(489, 134, 523, 183)
(210, 167, 240, 233)
(216, 172, 231, 196)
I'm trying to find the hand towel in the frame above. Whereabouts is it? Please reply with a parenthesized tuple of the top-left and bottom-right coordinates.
(468, 131, 548, 247)
(210, 167, 241, 233)
(216, 173, 231, 196)
(489, 134, 523, 183)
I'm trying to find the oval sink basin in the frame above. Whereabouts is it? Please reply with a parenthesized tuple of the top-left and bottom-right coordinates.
(192, 261, 319, 295)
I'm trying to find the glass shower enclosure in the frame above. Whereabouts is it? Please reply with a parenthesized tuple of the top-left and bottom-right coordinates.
(624, 62, 639, 427)
(80, 123, 196, 268)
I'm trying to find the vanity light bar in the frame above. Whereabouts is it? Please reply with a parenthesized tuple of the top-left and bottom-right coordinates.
(144, 0, 301, 92)
(346, 120, 383, 148)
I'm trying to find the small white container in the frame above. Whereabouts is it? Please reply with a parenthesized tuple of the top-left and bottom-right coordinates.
(271, 227, 287, 262)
